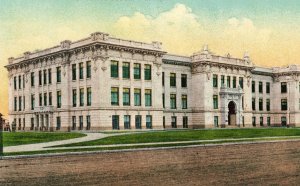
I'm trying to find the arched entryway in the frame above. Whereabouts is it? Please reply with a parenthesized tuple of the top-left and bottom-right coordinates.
(228, 101, 236, 125)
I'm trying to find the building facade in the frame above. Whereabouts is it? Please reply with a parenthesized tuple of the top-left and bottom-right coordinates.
(5, 32, 300, 131)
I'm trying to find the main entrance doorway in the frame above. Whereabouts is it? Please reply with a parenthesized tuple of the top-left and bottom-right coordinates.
(228, 101, 236, 125)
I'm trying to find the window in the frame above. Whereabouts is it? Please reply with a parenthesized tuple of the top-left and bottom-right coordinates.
(170, 73, 176, 87)
(162, 93, 165, 108)
(135, 115, 142, 129)
(213, 95, 218, 109)
(14, 77, 17, 90)
(260, 117, 263, 126)
(111, 61, 119, 78)
(48, 69, 52, 84)
(252, 81, 255, 93)
(267, 117, 271, 126)
(86, 115, 91, 130)
(111, 87, 119, 105)
(72, 116, 76, 130)
(86, 61, 91, 78)
(281, 82, 287, 93)
(80, 88, 84, 106)
(56, 67, 61, 83)
(252, 117, 256, 127)
(266, 82, 270, 93)
(43, 70, 47, 85)
(122, 62, 130, 79)
(182, 95, 187, 109)
(123, 88, 130, 106)
(227, 76, 231, 88)
(31, 94, 35, 110)
(72, 64, 76, 80)
(266, 99, 270, 111)
(183, 116, 188, 128)
(49, 92, 52, 106)
(112, 115, 120, 130)
(79, 62, 84, 79)
(87, 87, 91, 106)
(134, 89, 141, 106)
(38, 71, 42, 86)
(23, 75, 25, 88)
(38, 93, 42, 106)
(213, 74, 218, 88)
(44, 92, 47, 106)
(163, 116, 165, 128)
(72, 89, 77, 107)
(145, 89, 152, 107)
(57, 91, 61, 108)
(14, 97, 17, 111)
(281, 99, 287, 111)
(221, 75, 225, 86)
(56, 117, 61, 130)
(134, 63, 141, 79)
(170, 94, 176, 109)
(30, 117, 34, 130)
(259, 82, 263, 93)
(31, 72, 35, 87)
(239, 77, 243, 89)
(252, 98, 256, 111)
(23, 96, 25, 110)
(171, 116, 177, 128)
(162, 72, 165, 86)
(281, 116, 287, 126)
(124, 115, 131, 129)
(144, 64, 151, 80)
(259, 98, 263, 111)
(233, 76, 236, 88)
(79, 116, 83, 130)
(214, 116, 219, 127)
(146, 115, 152, 129)
(19, 75, 21, 89)
(181, 74, 187, 87)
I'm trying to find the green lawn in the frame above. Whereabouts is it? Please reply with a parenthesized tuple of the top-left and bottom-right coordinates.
(3, 132, 86, 147)
(55, 128, 300, 147)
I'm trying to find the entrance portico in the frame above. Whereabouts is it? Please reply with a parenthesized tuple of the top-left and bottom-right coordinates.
(220, 86, 243, 127)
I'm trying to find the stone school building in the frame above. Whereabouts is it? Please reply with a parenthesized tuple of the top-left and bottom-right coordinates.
(5, 32, 300, 131)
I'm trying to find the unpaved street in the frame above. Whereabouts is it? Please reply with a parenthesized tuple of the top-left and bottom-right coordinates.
(1, 141, 300, 186)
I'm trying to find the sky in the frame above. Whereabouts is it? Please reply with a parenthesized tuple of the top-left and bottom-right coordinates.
(0, 0, 300, 117)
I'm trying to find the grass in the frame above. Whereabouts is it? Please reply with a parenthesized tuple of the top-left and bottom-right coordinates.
(2, 132, 86, 147)
(4, 136, 300, 156)
(55, 128, 300, 147)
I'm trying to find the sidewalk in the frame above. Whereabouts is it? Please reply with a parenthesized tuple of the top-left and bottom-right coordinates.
(4, 135, 300, 153)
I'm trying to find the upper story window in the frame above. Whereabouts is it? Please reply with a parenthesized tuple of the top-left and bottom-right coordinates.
(23, 75, 25, 89)
(111, 87, 119, 105)
(259, 98, 263, 111)
(239, 77, 243, 89)
(122, 62, 130, 79)
(266, 99, 270, 111)
(144, 64, 151, 80)
(14, 77, 17, 90)
(233, 76, 236, 88)
(44, 92, 47, 106)
(39, 93, 42, 106)
(48, 69, 52, 84)
(72, 89, 77, 107)
(79, 62, 84, 80)
(43, 70, 47, 85)
(252, 98, 256, 111)
(170, 73, 176, 87)
(72, 64, 76, 80)
(213, 74, 218, 88)
(57, 91, 61, 108)
(39, 71, 42, 86)
(18, 75, 22, 89)
(56, 67, 61, 83)
(31, 94, 35, 110)
(252, 81, 255, 93)
(14, 97, 17, 111)
(259, 82, 263, 93)
(49, 92, 52, 106)
(281, 82, 287, 93)
(31, 72, 35, 87)
(281, 99, 287, 111)
(181, 74, 187, 88)
(111, 61, 119, 78)
(227, 76, 231, 88)
(86, 61, 91, 79)
(80, 88, 84, 106)
(134, 88, 141, 106)
(213, 95, 218, 109)
(162, 72, 165, 86)
(266, 82, 270, 94)
(221, 75, 225, 86)
(145, 89, 152, 106)
(170, 94, 176, 109)
(123, 88, 130, 106)
(182, 95, 187, 109)
(134, 63, 141, 79)
(87, 87, 92, 106)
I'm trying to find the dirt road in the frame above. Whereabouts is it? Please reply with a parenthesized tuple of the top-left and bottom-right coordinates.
(1, 141, 300, 186)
